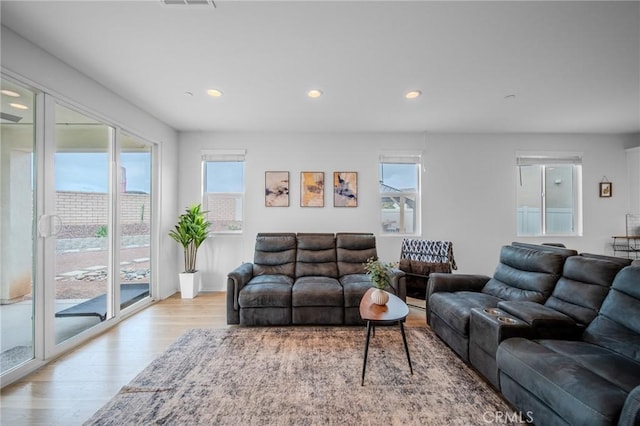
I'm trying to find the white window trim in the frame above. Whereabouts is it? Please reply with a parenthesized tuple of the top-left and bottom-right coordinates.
(202, 149, 246, 235)
(379, 151, 422, 236)
(516, 151, 583, 237)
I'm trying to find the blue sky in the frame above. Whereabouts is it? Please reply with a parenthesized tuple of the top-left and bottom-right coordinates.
(205, 162, 244, 192)
(379, 163, 418, 190)
(55, 152, 151, 193)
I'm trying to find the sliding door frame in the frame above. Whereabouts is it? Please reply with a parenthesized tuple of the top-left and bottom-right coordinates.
(0, 70, 159, 387)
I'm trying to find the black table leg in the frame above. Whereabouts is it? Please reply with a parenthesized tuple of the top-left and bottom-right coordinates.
(361, 320, 372, 386)
(399, 321, 413, 375)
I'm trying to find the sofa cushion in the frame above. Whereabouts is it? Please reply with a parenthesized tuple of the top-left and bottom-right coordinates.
(543, 256, 623, 325)
(239, 277, 293, 308)
(296, 233, 338, 278)
(336, 233, 377, 276)
(481, 246, 564, 303)
(253, 234, 297, 278)
(292, 276, 343, 307)
(340, 274, 373, 307)
(498, 337, 640, 425)
(582, 266, 640, 362)
(429, 291, 501, 335)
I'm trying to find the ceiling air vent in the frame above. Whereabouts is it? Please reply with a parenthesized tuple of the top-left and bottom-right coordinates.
(162, 0, 216, 6)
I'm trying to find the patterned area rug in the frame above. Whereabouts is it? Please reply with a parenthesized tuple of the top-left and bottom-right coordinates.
(86, 327, 516, 425)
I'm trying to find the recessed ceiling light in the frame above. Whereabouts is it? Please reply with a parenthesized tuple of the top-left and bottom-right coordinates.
(1, 89, 20, 97)
(307, 89, 323, 98)
(207, 89, 223, 97)
(405, 90, 422, 99)
(9, 103, 28, 110)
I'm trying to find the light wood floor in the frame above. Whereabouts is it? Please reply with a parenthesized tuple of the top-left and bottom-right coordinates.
(1, 292, 427, 426)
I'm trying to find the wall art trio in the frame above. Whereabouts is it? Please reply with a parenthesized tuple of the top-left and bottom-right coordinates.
(265, 171, 357, 207)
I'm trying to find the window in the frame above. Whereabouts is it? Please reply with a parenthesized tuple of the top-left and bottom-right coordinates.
(516, 153, 582, 236)
(202, 150, 245, 233)
(379, 152, 421, 235)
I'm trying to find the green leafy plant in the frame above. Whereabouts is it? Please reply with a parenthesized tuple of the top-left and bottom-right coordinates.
(95, 225, 108, 238)
(169, 204, 211, 273)
(363, 257, 396, 289)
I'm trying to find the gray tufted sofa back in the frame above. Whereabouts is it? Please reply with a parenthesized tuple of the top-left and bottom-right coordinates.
(253, 233, 297, 278)
(583, 266, 640, 362)
(481, 245, 566, 303)
(336, 233, 377, 277)
(295, 233, 338, 278)
(544, 256, 625, 325)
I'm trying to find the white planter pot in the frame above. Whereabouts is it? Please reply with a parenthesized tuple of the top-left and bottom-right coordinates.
(179, 271, 201, 299)
(370, 288, 389, 306)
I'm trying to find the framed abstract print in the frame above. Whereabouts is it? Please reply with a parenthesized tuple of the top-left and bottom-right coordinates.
(333, 172, 357, 207)
(265, 171, 289, 207)
(301, 172, 324, 207)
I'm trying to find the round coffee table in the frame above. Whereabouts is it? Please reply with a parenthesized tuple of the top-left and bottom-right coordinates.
(359, 287, 413, 386)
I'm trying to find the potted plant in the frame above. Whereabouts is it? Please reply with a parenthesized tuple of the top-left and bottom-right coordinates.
(363, 257, 396, 305)
(169, 204, 210, 298)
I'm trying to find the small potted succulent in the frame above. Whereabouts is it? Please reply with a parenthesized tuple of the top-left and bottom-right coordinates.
(169, 204, 210, 298)
(363, 257, 396, 305)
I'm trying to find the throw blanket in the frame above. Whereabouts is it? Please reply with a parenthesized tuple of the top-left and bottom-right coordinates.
(399, 239, 458, 273)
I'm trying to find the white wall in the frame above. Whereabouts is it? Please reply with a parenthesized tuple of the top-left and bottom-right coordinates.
(425, 134, 631, 274)
(1, 26, 180, 299)
(179, 131, 632, 291)
(178, 132, 426, 291)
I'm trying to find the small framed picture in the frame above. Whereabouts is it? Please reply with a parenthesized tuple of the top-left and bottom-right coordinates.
(599, 182, 612, 198)
(301, 172, 324, 207)
(265, 171, 289, 206)
(333, 172, 358, 207)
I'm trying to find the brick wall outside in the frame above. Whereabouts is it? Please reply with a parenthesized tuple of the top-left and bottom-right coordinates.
(55, 192, 237, 230)
(206, 194, 236, 220)
(56, 191, 150, 225)
(205, 193, 241, 232)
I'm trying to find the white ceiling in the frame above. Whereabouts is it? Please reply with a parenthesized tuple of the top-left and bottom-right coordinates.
(1, 0, 639, 134)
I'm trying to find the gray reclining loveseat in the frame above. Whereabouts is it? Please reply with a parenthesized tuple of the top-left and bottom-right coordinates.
(226, 232, 405, 326)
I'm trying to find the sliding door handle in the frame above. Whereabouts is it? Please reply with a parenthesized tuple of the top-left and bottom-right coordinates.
(37, 215, 62, 238)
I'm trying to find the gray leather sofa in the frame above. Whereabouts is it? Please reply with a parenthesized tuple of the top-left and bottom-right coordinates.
(469, 254, 627, 388)
(427, 243, 577, 362)
(497, 265, 640, 426)
(227, 232, 405, 326)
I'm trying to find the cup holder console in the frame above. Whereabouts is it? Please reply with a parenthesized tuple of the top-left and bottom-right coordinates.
(481, 308, 518, 324)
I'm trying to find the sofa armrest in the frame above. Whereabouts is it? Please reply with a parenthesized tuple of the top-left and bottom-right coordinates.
(426, 273, 490, 300)
(227, 263, 254, 311)
(387, 268, 406, 301)
(619, 385, 640, 426)
(497, 301, 577, 327)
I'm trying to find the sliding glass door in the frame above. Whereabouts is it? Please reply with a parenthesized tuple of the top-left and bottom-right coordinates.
(118, 133, 152, 311)
(0, 78, 36, 374)
(1, 74, 156, 380)
(53, 103, 113, 343)
(51, 110, 155, 345)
